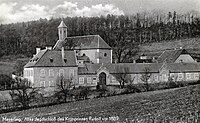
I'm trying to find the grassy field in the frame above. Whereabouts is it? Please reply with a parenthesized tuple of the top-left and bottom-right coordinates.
(0, 61, 16, 75)
(138, 38, 200, 59)
(0, 84, 199, 123)
(0, 55, 29, 75)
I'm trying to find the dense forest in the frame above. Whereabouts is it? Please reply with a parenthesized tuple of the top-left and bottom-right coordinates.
(0, 11, 200, 62)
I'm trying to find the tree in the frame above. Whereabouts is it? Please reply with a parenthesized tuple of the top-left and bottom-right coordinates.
(0, 74, 13, 90)
(55, 75, 73, 103)
(97, 84, 108, 97)
(9, 77, 39, 108)
(112, 29, 139, 63)
(14, 60, 27, 76)
(140, 67, 151, 91)
(70, 86, 91, 100)
(115, 67, 131, 88)
(125, 76, 141, 93)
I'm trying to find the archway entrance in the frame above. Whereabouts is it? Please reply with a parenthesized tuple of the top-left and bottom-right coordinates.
(99, 72, 106, 85)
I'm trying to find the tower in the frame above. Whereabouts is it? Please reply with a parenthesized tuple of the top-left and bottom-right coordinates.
(58, 20, 67, 41)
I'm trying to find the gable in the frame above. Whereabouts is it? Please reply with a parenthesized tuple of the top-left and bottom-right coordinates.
(157, 49, 193, 63)
(159, 63, 169, 74)
(175, 54, 196, 63)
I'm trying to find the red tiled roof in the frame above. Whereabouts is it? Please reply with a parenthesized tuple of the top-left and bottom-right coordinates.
(24, 50, 77, 68)
(54, 35, 111, 50)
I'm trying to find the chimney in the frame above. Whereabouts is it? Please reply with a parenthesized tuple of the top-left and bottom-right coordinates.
(36, 48, 41, 54)
(61, 47, 65, 61)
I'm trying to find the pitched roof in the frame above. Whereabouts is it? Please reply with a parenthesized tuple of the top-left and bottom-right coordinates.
(157, 49, 190, 63)
(24, 50, 77, 68)
(167, 63, 200, 72)
(54, 35, 111, 50)
(24, 50, 46, 68)
(58, 20, 67, 28)
(78, 62, 200, 75)
(78, 63, 162, 74)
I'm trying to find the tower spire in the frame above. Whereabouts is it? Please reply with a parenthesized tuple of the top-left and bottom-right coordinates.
(58, 19, 67, 41)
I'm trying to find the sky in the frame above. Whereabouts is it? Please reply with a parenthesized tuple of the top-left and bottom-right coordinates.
(0, 0, 199, 24)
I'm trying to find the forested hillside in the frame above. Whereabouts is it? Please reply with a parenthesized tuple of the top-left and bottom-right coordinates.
(0, 11, 200, 62)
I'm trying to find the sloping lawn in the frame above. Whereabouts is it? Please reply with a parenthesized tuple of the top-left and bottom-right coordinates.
(0, 62, 15, 75)
(0, 85, 199, 122)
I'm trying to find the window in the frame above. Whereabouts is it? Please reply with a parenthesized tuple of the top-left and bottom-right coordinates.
(154, 74, 159, 82)
(49, 81, 54, 87)
(79, 77, 84, 84)
(194, 73, 199, 80)
(30, 70, 33, 76)
(59, 69, 64, 76)
(50, 58, 53, 63)
(24, 70, 26, 77)
(64, 58, 67, 63)
(104, 53, 107, 57)
(40, 69, 45, 77)
(111, 76, 116, 83)
(178, 73, 184, 81)
(186, 73, 191, 80)
(69, 69, 74, 77)
(40, 81, 45, 87)
(49, 69, 54, 77)
(162, 74, 167, 81)
(87, 77, 92, 84)
(92, 77, 97, 84)
(26, 70, 28, 76)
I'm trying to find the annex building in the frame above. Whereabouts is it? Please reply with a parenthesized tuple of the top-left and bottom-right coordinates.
(23, 21, 200, 89)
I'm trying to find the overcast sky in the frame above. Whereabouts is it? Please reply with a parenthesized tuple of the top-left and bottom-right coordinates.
(0, 0, 199, 24)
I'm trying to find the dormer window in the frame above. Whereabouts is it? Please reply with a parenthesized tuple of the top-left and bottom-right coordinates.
(50, 58, 53, 63)
(64, 58, 67, 63)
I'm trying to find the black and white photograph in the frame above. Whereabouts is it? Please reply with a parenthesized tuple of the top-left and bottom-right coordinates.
(0, 0, 199, 122)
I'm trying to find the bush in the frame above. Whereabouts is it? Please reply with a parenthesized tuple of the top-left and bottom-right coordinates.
(9, 77, 40, 108)
(124, 84, 142, 94)
(79, 86, 90, 100)
(96, 84, 108, 97)
(69, 86, 91, 101)
(0, 74, 14, 90)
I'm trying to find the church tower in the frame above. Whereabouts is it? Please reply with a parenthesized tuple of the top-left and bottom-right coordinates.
(58, 20, 67, 41)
